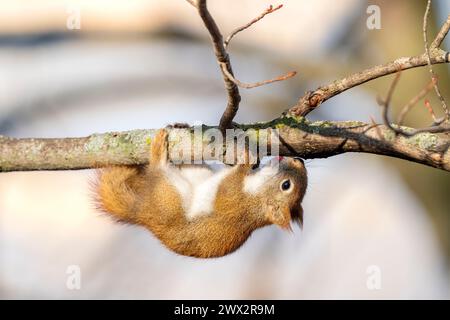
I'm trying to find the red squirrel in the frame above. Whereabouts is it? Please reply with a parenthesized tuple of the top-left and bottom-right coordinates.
(95, 129, 307, 258)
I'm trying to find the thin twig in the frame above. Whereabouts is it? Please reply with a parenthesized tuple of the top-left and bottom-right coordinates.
(224, 4, 283, 49)
(368, 115, 383, 140)
(423, 0, 449, 121)
(431, 14, 450, 48)
(378, 72, 402, 134)
(397, 124, 450, 136)
(220, 62, 296, 89)
(396, 78, 435, 124)
(424, 99, 439, 123)
(378, 71, 450, 137)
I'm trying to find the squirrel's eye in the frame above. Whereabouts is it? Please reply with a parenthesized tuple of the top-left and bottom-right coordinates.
(281, 179, 291, 191)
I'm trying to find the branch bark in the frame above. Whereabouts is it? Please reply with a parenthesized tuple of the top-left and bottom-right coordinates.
(431, 13, 450, 49)
(288, 50, 449, 117)
(190, 1, 295, 131)
(194, 0, 241, 132)
(289, 5, 449, 118)
(423, 1, 449, 121)
(1, 2, 449, 174)
(1, 117, 449, 172)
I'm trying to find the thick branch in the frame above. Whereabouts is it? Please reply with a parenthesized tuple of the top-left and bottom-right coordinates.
(1, 117, 449, 172)
(288, 50, 449, 117)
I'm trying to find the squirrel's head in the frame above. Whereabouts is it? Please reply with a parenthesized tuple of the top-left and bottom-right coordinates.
(245, 157, 307, 230)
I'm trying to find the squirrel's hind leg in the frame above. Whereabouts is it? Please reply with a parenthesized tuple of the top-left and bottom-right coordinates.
(150, 129, 169, 167)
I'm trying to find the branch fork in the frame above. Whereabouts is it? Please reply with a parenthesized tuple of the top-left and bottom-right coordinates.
(188, 0, 296, 131)
(288, 3, 450, 131)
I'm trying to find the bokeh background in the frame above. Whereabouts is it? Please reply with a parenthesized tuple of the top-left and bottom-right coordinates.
(0, 0, 449, 299)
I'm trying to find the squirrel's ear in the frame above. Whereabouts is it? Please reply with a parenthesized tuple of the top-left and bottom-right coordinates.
(265, 204, 292, 231)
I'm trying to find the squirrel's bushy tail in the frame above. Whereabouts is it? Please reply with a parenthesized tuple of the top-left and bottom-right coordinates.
(94, 166, 140, 223)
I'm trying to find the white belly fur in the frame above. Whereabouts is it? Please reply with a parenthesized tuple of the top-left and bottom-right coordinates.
(162, 164, 236, 220)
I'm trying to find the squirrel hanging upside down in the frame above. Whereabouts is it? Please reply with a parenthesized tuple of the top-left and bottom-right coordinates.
(95, 129, 307, 258)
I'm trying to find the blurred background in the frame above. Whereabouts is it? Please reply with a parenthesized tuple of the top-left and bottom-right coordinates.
(0, 0, 449, 299)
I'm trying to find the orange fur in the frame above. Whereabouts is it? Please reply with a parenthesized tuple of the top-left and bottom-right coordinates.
(94, 129, 308, 258)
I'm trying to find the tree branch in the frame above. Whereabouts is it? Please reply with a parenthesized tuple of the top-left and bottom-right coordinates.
(193, 0, 241, 132)
(423, 0, 449, 121)
(189, 1, 295, 131)
(289, 9, 450, 118)
(288, 50, 449, 117)
(377, 71, 450, 136)
(1, 117, 449, 172)
(431, 13, 450, 49)
(1, 3, 449, 174)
